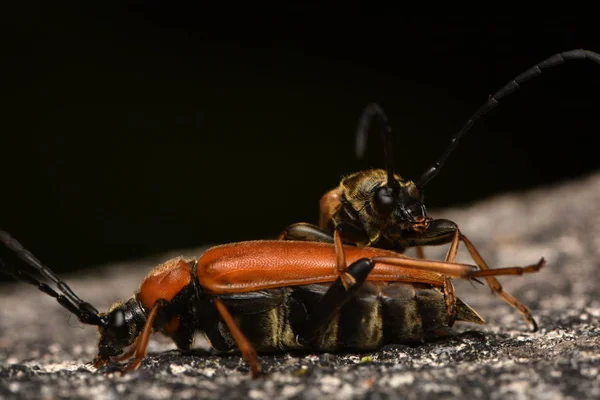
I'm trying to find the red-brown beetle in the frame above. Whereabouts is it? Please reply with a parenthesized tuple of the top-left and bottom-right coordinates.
(0, 229, 544, 377)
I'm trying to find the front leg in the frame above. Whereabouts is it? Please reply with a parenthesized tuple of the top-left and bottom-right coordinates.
(406, 219, 460, 319)
(117, 299, 167, 373)
(458, 233, 540, 331)
(431, 221, 541, 332)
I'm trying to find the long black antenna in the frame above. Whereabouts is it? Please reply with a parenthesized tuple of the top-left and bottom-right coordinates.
(356, 103, 398, 188)
(0, 259, 101, 325)
(416, 49, 600, 189)
(0, 229, 101, 325)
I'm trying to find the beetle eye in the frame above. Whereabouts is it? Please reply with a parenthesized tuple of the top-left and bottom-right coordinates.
(373, 186, 395, 215)
(109, 310, 125, 328)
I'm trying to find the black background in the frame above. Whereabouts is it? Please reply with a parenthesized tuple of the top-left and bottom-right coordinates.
(3, 5, 600, 277)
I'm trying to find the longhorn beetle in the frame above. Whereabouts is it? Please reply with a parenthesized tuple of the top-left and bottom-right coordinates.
(0, 229, 544, 377)
(278, 49, 600, 331)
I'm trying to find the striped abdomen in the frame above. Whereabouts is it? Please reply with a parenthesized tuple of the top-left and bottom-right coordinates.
(205, 281, 484, 353)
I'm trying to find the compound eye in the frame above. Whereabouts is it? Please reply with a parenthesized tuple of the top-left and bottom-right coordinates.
(373, 186, 395, 215)
(109, 310, 126, 329)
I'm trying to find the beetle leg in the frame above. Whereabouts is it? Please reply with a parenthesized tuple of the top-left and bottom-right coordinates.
(277, 222, 335, 243)
(443, 276, 456, 322)
(295, 232, 377, 345)
(459, 233, 540, 332)
(371, 256, 545, 280)
(333, 229, 358, 290)
(213, 298, 261, 378)
(118, 299, 165, 374)
(276, 222, 372, 288)
(299, 234, 376, 345)
(415, 246, 426, 259)
(298, 257, 376, 346)
(92, 354, 109, 369)
(319, 187, 343, 230)
(373, 250, 545, 331)
(442, 230, 461, 319)
(112, 337, 140, 362)
(334, 229, 347, 271)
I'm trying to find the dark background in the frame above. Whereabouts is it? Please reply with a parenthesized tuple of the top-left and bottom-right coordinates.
(2, 4, 600, 277)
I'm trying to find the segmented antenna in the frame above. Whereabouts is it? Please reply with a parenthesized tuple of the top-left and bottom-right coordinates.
(0, 259, 101, 325)
(356, 103, 398, 188)
(416, 49, 600, 189)
(0, 229, 101, 325)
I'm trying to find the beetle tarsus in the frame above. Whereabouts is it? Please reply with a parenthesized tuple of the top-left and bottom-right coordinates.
(92, 355, 109, 369)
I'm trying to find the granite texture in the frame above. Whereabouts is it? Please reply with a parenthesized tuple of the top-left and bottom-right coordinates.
(1, 172, 600, 399)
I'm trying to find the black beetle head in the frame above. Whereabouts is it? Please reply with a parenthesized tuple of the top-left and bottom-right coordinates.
(370, 174, 431, 236)
(97, 299, 145, 359)
(340, 169, 432, 242)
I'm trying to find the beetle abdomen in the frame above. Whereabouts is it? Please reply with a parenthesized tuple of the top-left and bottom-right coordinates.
(293, 282, 483, 351)
(208, 282, 483, 353)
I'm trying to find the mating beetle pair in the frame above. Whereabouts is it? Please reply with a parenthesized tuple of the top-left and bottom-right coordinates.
(1, 49, 598, 378)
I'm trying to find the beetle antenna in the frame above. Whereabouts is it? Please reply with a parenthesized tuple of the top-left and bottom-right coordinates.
(356, 103, 397, 188)
(416, 49, 600, 189)
(0, 229, 101, 323)
(0, 258, 102, 325)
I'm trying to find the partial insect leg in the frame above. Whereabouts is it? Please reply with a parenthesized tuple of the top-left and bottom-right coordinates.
(298, 230, 378, 344)
(442, 230, 460, 318)
(459, 233, 540, 331)
(333, 229, 369, 290)
(213, 298, 261, 378)
(318, 187, 343, 230)
(277, 222, 335, 243)
(416, 244, 458, 318)
(298, 257, 376, 346)
(118, 299, 165, 373)
(112, 337, 141, 362)
(370, 256, 545, 280)
(279, 227, 356, 286)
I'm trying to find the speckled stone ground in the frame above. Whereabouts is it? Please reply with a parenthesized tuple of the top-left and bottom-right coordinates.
(2, 172, 600, 399)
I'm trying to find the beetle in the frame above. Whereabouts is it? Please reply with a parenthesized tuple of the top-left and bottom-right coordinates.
(0, 229, 544, 378)
(278, 49, 600, 331)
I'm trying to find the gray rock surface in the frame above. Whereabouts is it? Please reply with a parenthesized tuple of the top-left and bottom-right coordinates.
(2, 172, 600, 399)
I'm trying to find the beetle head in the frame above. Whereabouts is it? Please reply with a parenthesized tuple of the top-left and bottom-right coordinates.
(96, 298, 146, 360)
(340, 169, 431, 242)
